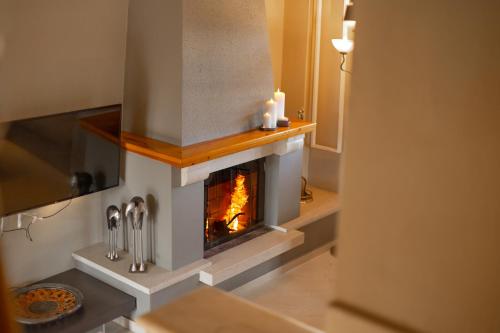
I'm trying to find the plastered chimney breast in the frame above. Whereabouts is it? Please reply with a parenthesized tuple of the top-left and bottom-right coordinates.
(123, 0, 274, 146)
(181, 0, 274, 146)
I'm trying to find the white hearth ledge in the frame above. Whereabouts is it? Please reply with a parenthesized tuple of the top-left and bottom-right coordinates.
(199, 228, 304, 286)
(173, 134, 305, 187)
(72, 243, 211, 295)
(72, 187, 337, 295)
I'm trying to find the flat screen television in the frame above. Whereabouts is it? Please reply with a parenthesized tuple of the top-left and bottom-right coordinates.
(0, 105, 121, 217)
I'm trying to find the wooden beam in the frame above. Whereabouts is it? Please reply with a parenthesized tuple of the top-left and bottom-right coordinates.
(121, 120, 316, 168)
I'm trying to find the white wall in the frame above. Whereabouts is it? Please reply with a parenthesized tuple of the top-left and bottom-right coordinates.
(0, 0, 129, 286)
(333, 0, 500, 332)
(1, 195, 104, 287)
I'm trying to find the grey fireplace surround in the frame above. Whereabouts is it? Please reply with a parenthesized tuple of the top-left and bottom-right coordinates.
(102, 136, 304, 272)
(72, 130, 339, 318)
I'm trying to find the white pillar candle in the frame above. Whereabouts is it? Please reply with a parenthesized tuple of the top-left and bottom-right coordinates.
(274, 89, 286, 120)
(264, 98, 277, 128)
(263, 112, 273, 129)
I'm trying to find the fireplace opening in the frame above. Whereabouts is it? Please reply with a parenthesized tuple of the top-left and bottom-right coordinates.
(204, 158, 266, 251)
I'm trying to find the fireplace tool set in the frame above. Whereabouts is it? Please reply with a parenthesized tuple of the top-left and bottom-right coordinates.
(105, 205, 121, 261)
(105, 196, 148, 273)
(125, 196, 148, 272)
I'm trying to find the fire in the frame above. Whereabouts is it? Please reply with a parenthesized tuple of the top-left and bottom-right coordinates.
(205, 218, 209, 239)
(224, 174, 249, 232)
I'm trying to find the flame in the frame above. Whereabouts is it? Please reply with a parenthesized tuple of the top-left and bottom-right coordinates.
(224, 174, 249, 232)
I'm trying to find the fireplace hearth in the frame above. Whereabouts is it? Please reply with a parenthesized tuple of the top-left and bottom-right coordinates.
(204, 158, 266, 251)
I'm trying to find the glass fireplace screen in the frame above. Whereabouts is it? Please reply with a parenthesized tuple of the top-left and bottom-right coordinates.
(204, 158, 265, 250)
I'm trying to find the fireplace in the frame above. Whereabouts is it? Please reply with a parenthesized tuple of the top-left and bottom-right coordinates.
(204, 158, 266, 250)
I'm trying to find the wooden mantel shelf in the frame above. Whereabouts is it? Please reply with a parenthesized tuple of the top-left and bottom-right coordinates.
(121, 120, 316, 168)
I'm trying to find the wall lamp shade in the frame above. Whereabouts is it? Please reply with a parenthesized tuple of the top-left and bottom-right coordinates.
(332, 38, 354, 54)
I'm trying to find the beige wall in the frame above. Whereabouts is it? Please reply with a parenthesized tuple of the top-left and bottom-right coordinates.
(265, 0, 344, 192)
(334, 1, 500, 332)
(0, 0, 128, 286)
(0, 0, 128, 122)
(315, 0, 344, 147)
(281, 0, 311, 118)
(265, 0, 285, 90)
(270, 0, 345, 147)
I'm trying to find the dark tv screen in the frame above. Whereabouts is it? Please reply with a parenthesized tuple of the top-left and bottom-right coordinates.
(0, 105, 121, 217)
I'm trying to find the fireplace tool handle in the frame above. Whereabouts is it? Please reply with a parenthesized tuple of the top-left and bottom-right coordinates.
(106, 227, 112, 259)
(131, 226, 138, 272)
(226, 212, 245, 228)
(105, 210, 112, 259)
(111, 227, 118, 260)
(137, 206, 147, 272)
(126, 202, 138, 272)
(138, 219, 146, 272)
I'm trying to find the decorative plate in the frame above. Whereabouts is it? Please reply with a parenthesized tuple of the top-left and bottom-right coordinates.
(12, 283, 84, 325)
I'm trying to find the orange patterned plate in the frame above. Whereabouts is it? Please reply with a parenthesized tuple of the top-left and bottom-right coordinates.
(12, 283, 83, 325)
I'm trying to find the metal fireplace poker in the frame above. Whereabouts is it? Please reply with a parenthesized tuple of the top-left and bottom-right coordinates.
(106, 205, 121, 261)
(126, 196, 148, 273)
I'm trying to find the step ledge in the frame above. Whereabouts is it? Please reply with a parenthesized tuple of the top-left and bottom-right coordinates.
(73, 243, 211, 295)
(281, 186, 340, 231)
(200, 229, 304, 286)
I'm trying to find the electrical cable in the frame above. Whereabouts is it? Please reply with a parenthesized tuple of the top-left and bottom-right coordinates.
(30, 197, 73, 219)
(0, 197, 73, 241)
(340, 53, 352, 74)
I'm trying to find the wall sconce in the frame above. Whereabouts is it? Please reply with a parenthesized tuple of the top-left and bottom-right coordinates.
(331, 38, 354, 54)
(332, 2, 355, 72)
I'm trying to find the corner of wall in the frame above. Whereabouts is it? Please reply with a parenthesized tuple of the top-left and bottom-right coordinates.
(123, 0, 183, 145)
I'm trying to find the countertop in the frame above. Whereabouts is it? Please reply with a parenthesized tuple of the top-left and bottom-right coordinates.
(20, 268, 135, 333)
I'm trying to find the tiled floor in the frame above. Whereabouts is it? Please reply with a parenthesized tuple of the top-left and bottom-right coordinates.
(233, 249, 336, 331)
(88, 249, 335, 333)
